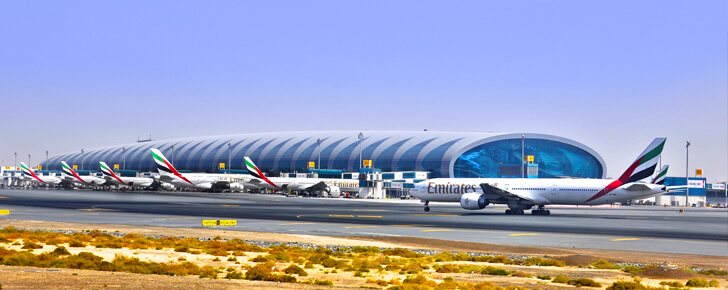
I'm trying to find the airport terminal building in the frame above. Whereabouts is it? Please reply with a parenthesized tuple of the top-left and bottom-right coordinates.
(40, 131, 606, 179)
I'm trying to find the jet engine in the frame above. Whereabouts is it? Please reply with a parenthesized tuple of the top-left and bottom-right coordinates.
(459, 193, 489, 210)
(326, 185, 341, 197)
(229, 183, 245, 192)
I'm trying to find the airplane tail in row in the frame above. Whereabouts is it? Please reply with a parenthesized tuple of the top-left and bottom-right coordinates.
(19, 162, 34, 176)
(99, 161, 124, 184)
(150, 148, 194, 185)
(244, 157, 279, 189)
(61, 161, 88, 184)
(20, 162, 44, 182)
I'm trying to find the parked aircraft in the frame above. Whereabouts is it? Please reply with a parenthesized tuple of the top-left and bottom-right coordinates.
(244, 157, 359, 196)
(20, 162, 62, 186)
(99, 161, 155, 187)
(60, 161, 106, 186)
(409, 138, 667, 215)
(150, 148, 248, 191)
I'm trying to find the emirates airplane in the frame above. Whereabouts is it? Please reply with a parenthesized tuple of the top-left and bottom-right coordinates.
(150, 148, 249, 191)
(409, 138, 667, 215)
(99, 162, 155, 187)
(20, 162, 62, 186)
(61, 161, 106, 186)
(243, 157, 359, 196)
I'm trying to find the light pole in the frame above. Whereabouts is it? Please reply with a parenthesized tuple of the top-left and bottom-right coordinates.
(358, 133, 364, 170)
(28, 154, 31, 168)
(122, 147, 126, 170)
(45, 151, 48, 170)
(685, 141, 690, 207)
(228, 142, 232, 172)
(14, 152, 17, 170)
(317, 138, 321, 170)
(521, 135, 525, 178)
(81, 149, 85, 171)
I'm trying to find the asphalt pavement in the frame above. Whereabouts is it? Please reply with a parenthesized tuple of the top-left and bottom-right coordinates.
(0, 189, 726, 256)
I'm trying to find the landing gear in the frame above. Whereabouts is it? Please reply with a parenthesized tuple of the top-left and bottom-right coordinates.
(505, 209, 524, 215)
(424, 200, 430, 212)
(531, 205, 551, 216)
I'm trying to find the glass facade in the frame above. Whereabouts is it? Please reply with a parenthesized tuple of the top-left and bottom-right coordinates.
(453, 138, 603, 178)
(41, 132, 605, 179)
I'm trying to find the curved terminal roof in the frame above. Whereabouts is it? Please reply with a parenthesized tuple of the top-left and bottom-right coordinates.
(42, 131, 606, 178)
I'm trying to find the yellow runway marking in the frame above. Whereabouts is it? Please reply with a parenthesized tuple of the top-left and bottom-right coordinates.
(0, 196, 6, 198)
(391, 224, 431, 227)
(510, 233, 540, 236)
(221, 205, 239, 207)
(357, 215, 382, 218)
(0, 210, 9, 215)
(279, 222, 316, 225)
(422, 229, 453, 232)
(611, 238, 641, 241)
(345, 225, 380, 229)
(77, 208, 120, 212)
(329, 215, 355, 218)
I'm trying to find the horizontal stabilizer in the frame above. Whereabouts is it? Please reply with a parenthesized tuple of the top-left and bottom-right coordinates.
(624, 183, 651, 191)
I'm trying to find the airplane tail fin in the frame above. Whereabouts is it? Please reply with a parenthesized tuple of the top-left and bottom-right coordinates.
(60, 161, 76, 177)
(651, 165, 669, 185)
(617, 138, 666, 184)
(99, 162, 112, 177)
(19, 162, 33, 175)
(150, 148, 195, 185)
(586, 138, 666, 202)
(244, 157, 279, 189)
(150, 148, 178, 176)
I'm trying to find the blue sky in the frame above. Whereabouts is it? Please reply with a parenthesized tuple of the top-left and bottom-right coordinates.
(1, 1, 727, 181)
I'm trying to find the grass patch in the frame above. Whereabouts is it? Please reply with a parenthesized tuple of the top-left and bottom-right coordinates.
(568, 278, 602, 287)
(552, 274, 571, 284)
(590, 259, 620, 269)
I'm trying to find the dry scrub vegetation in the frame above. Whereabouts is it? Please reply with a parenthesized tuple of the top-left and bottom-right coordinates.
(0, 226, 726, 289)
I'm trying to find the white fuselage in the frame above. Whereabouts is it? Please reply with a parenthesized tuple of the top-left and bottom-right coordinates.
(159, 173, 251, 190)
(104, 176, 155, 187)
(23, 174, 62, 185)
(410, 178, 666, 206)
(63, 174, 106, 186)
(247, 177, 359, 192)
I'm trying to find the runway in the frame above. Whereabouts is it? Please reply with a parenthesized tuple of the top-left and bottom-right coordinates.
(1, 189, 726, 256)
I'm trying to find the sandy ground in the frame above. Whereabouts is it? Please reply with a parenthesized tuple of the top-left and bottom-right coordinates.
(0, 219, 726, 289)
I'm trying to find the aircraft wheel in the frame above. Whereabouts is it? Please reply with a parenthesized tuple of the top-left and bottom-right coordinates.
(532, 210, 539, 215)
(424, 207, 430, 212)
(505, 209, 512, 215)
(546, 210, 551, 215)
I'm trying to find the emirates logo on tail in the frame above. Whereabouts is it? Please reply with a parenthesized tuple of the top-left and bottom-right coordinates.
(586, 138, 666, 202)
(244, 157, 279, 189)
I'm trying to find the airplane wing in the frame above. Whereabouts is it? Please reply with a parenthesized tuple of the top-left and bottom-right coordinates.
(287, 181, 327, 192)
(623, 183, 651, 191)
(479, 183, 534, 203)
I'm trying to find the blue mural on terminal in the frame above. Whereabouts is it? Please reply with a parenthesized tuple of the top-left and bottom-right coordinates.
(453, 139, 603, 178)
